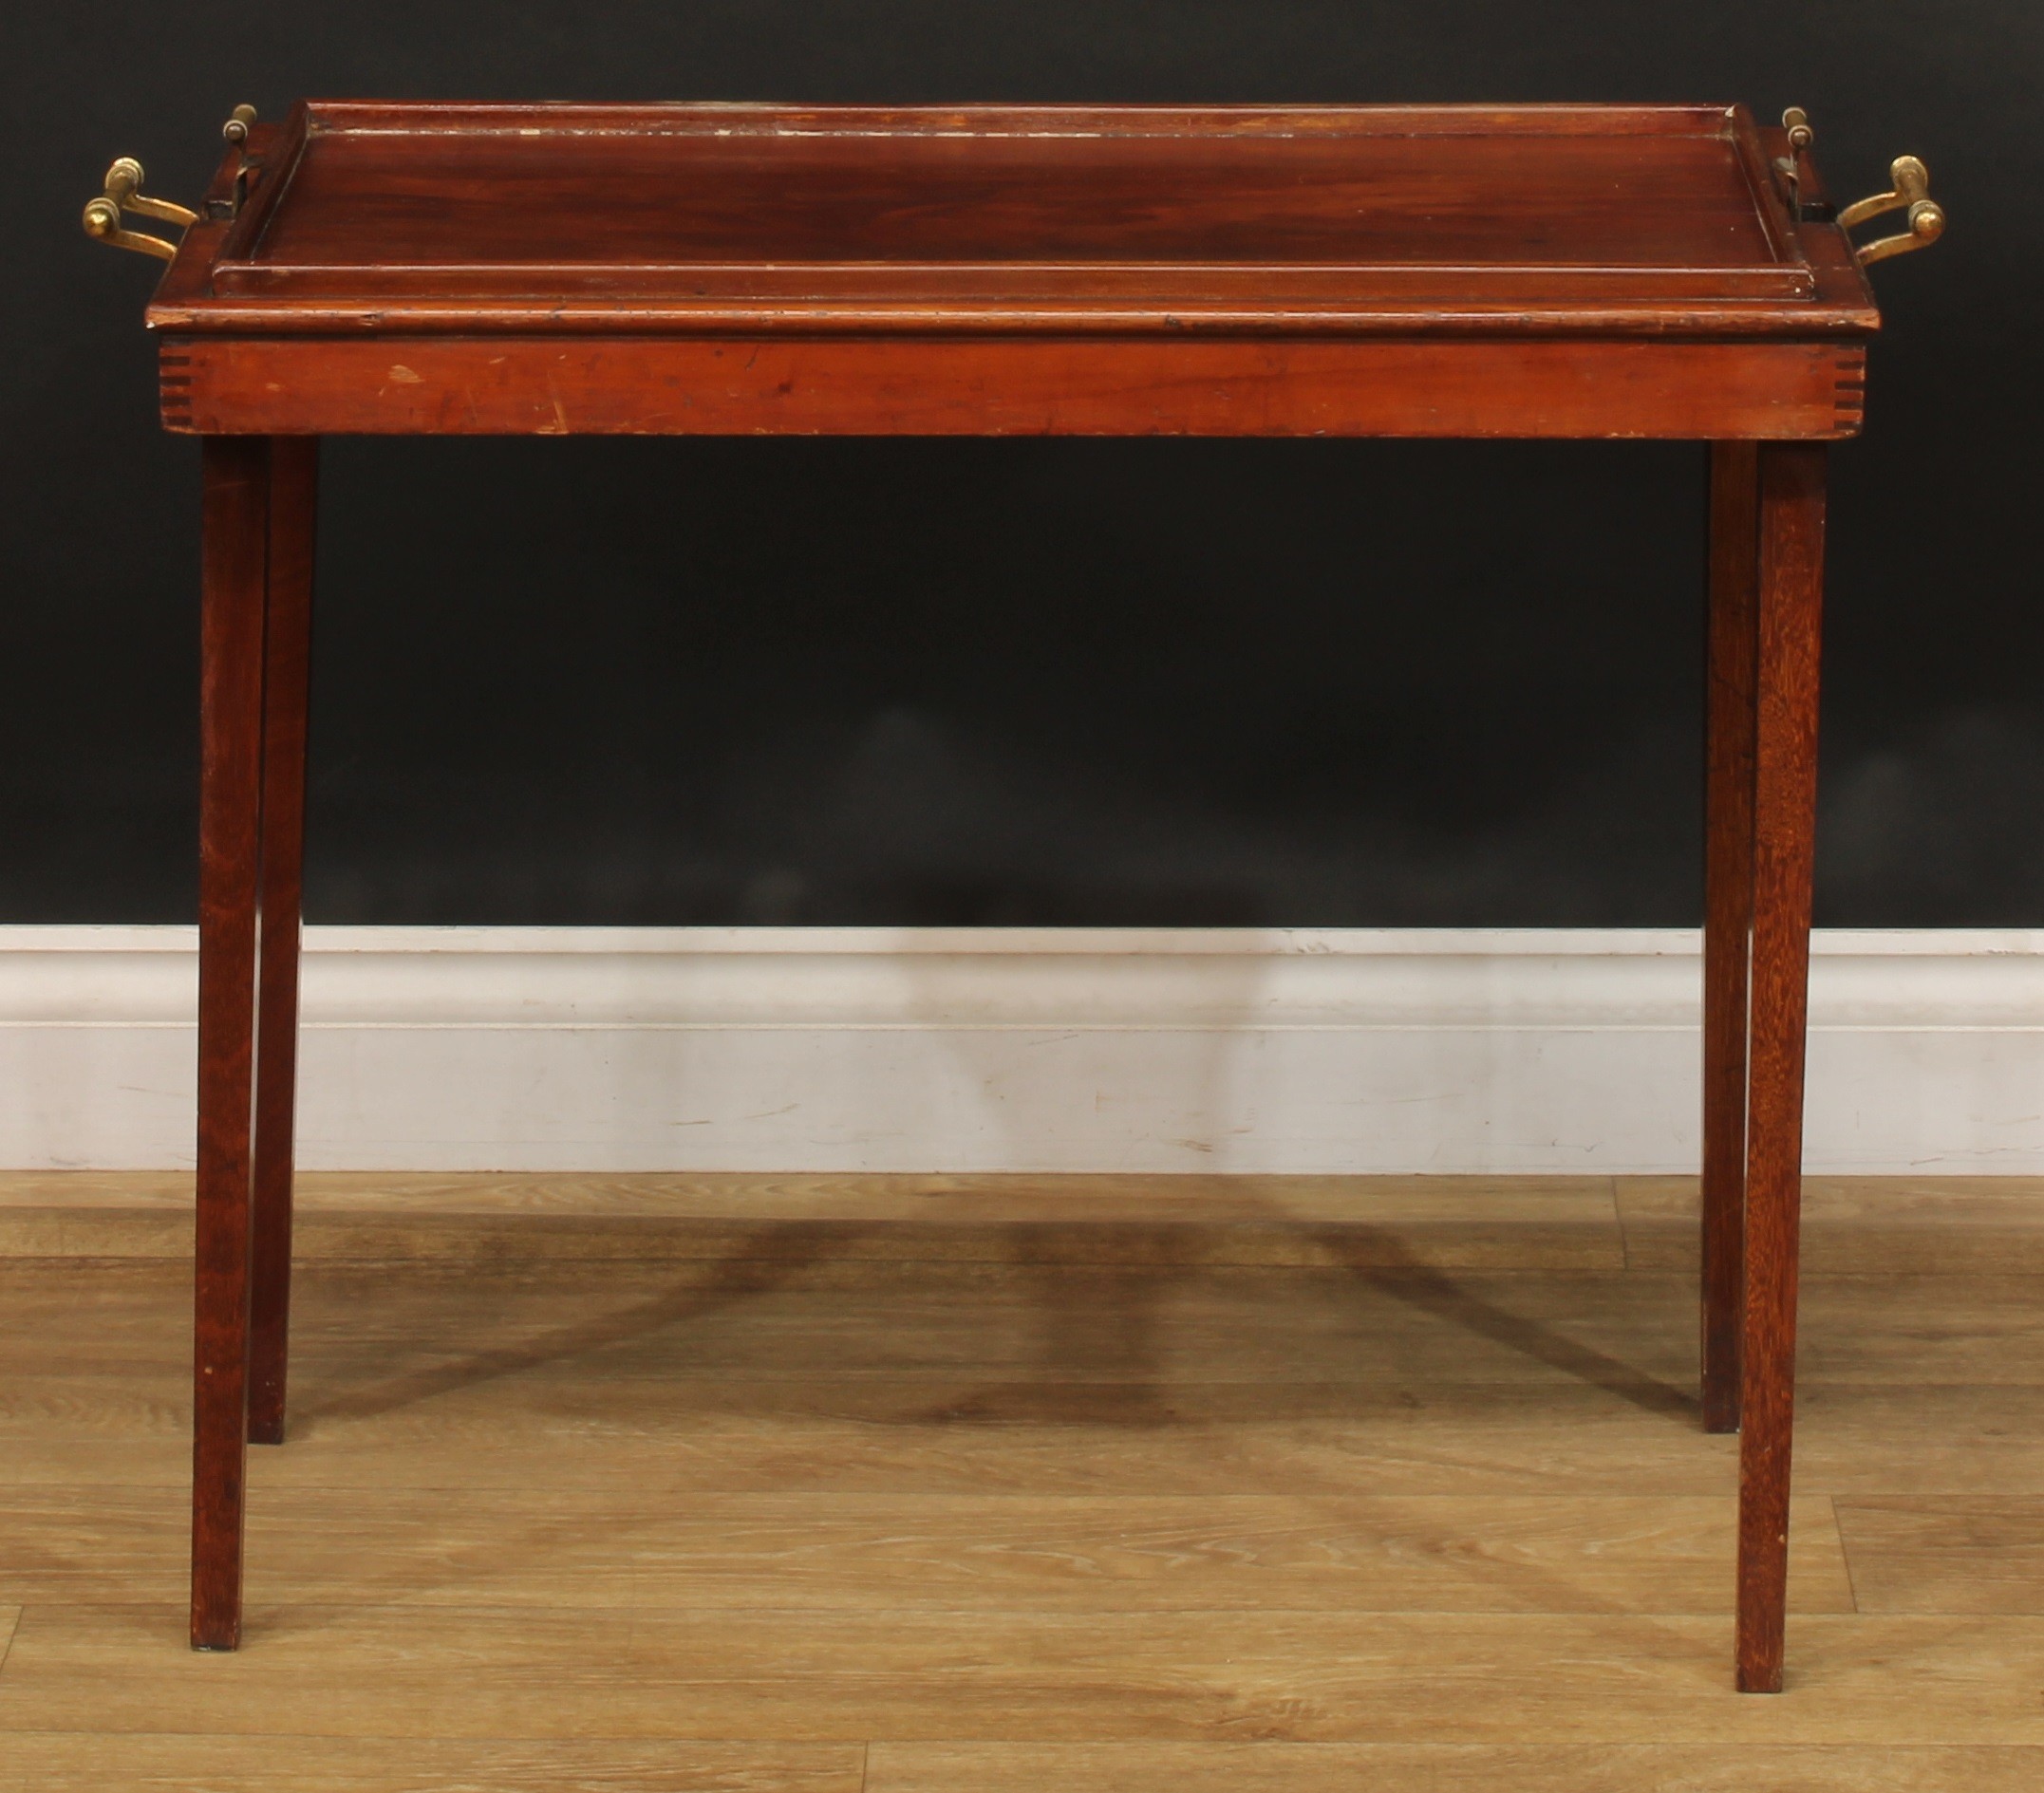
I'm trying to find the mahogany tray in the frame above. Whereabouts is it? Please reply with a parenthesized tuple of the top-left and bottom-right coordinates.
(134, 102, 1885, 439)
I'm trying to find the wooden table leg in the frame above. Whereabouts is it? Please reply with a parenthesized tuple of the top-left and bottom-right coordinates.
(1735, 440, 1827, 1693)
(192, 437, 272, 1651)
(1702, 441, 1759, 1434)
(248, 439, 318, 1448)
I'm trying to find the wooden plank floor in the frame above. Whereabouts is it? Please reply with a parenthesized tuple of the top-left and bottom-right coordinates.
(2, 1171, 2041, 1790)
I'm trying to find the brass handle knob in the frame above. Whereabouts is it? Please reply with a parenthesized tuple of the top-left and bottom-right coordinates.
(103, 157, 199, 227)
(1771, 108, 1822, 224)
(82, 195, 177, 262)
(1839, 155, 1946, 267)
(83, 156, 197, 262)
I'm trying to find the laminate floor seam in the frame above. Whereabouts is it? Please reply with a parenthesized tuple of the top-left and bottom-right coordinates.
(0, 1723, 872, 1745)
(2, 1606, 1823, 1621)
(4, 1602, 1820, 1618)
(1831, 1493, 1866, 1616)
(1608, 1175, 1641, 1271)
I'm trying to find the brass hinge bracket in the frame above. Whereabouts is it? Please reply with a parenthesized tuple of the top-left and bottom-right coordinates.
(83, 106, 260, 263)
(1772, 107, 1821, 222)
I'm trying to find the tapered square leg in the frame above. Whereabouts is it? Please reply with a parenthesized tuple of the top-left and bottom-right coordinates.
(1735, 440, 1827, 1693)
(1702, 441, 1759, 1434)
(248, 439, 318, 1447)
(191, 437, 272, 1651)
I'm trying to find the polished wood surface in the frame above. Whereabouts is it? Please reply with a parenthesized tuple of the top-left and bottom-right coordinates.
(3, 1174, 2042, 1786)
(1701, 441, 1760, 1432)
(1735, 442, 1828, 1692)
(248, 439, 316, 1449)
(235, 109, 1804, 295)
(189, 438, 271, 1652)
(147, 103, 1878, 440)
(148, 104, 1877, 336)
(159, 336, 1868, 439)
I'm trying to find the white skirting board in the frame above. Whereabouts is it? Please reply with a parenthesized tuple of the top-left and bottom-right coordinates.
(1, 925, 2041, 1174)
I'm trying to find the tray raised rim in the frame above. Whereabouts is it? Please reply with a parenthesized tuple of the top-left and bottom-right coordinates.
(145, 101, 1883, 339)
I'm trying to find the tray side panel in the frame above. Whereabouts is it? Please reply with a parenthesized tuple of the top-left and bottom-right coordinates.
(159, 336, 1869, 440)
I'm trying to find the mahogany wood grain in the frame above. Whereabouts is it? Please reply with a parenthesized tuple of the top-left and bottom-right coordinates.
(1735, 441, 1827, 1692)
(1702, 443, 1760, 1434)
(240, 132, 1799, 286)
(191, 437, 271, 1650)
(248, 439, 317, 1448)
(158, 336, 1868, 441)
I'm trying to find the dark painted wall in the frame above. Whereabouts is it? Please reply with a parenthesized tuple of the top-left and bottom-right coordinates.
(6, 4, 2034, 926)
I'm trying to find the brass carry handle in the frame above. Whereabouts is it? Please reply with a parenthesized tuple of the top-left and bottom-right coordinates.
(102, 157, 199, 228)
(83, 107, 258, 263)
(81, 195, 178, 262)
(1839, 154, 1946, 267)
(83, 156, 197, 262)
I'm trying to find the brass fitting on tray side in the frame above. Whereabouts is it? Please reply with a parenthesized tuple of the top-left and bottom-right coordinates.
(84, 105, 257, 264)
(83, 156, 197, 262)
(1772, 107, 1819, 223)
(102, 157, 199, 227)
(1840, 155, 1946, 266)
(80, 196, 176, 261)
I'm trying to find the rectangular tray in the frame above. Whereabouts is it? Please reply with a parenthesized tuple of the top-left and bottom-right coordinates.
(148, 103, 1880, 338)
